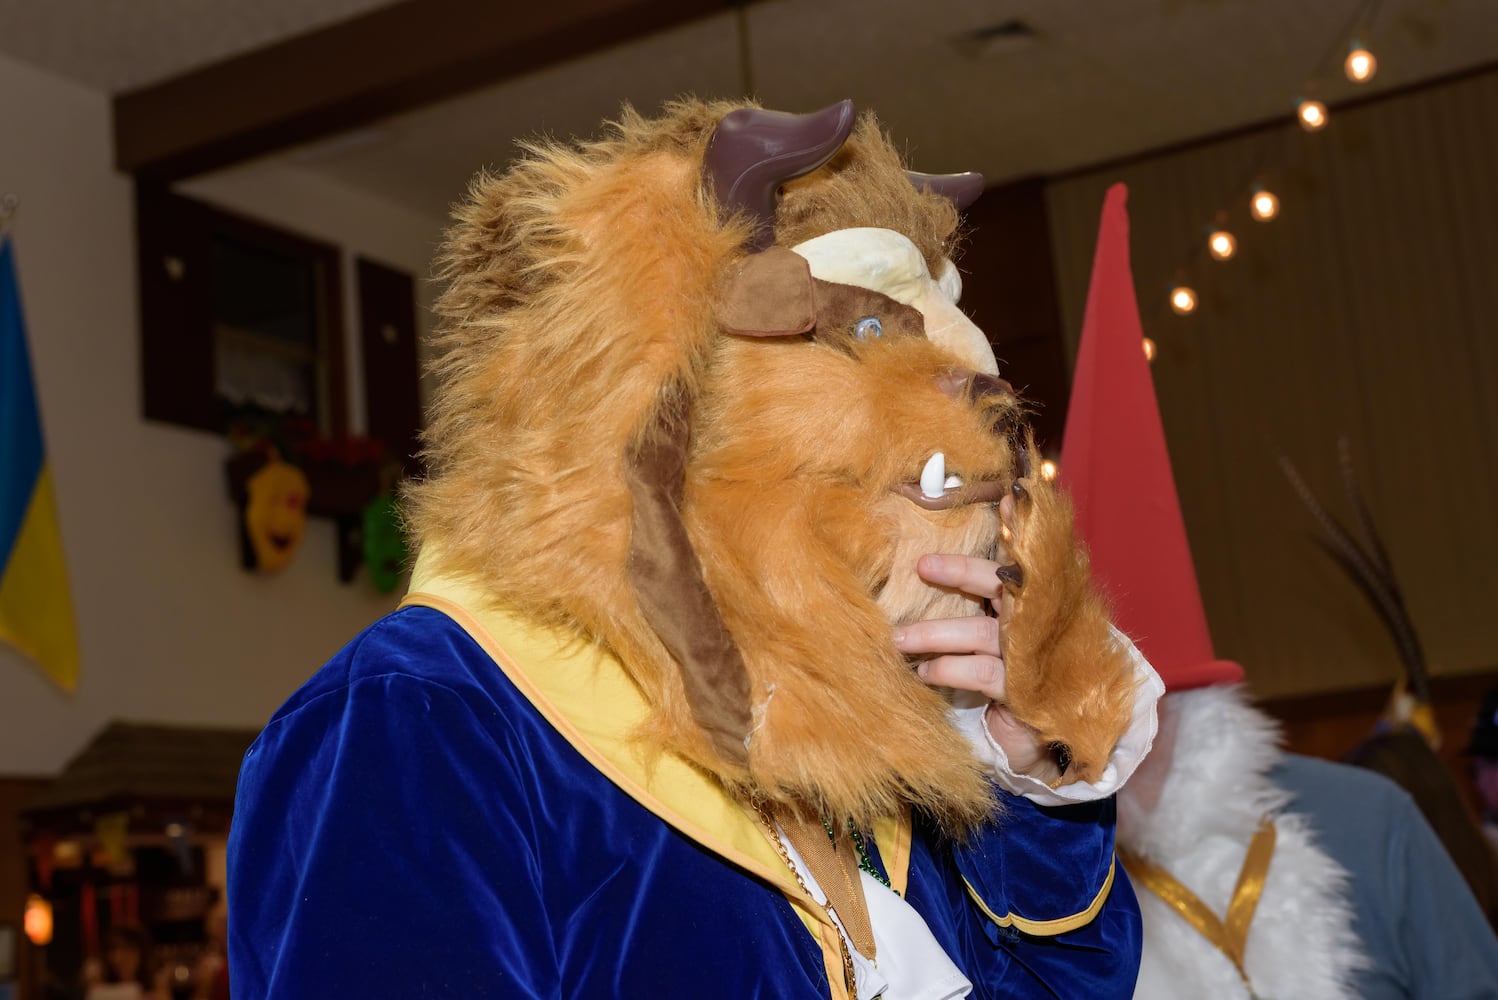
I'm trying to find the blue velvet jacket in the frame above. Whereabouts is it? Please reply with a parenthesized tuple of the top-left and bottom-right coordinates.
(228, 585, 1142, 998)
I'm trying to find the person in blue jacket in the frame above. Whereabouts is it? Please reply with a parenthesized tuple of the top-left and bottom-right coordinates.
(229, 99, 1161, 999)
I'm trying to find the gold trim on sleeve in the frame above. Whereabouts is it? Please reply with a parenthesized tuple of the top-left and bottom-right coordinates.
(961, 853, 1117, 936)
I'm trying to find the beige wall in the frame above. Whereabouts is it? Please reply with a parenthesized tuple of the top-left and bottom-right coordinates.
(1046, 69, 1498, 698)
(0, 53, 446, 775)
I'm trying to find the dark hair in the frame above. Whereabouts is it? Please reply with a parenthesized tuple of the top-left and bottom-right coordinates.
(103, 923, 155, 989)
(1469, 687, 1498, 760)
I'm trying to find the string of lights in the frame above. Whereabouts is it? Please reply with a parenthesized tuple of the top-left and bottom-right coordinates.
(1153, 0, 1386, 355)
(1039, 2, 1385, 479)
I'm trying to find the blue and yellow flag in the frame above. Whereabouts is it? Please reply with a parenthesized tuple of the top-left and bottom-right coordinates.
(0, 236, 78, 691)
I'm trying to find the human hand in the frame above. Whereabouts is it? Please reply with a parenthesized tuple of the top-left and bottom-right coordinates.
(891, 547, 1052, 776)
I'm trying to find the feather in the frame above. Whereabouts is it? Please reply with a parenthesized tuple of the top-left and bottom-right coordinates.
(1278, 448, 1429, 707)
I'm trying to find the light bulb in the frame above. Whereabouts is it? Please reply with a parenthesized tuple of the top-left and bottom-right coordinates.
(1345, 46, 1376, 83)
(1142, 337, 1157, 362)
(1208, 230, 1237, 261)
(25, 894, 53, 946)
(1251, 189, 1280, 222)
(1298, 99, 1328, 132)
(1040, 460, 1058, 481)
(1170, 286, 1198, 315)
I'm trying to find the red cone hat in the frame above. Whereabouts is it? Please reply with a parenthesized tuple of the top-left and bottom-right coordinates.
(1058, 183, 1243, 690)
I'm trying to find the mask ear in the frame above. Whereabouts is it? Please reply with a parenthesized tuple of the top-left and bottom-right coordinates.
(714, 247, 817, 337)
(625, 385, 752, 766)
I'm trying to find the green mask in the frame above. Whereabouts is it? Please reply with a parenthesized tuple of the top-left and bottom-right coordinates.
(362, 493, 408, 593)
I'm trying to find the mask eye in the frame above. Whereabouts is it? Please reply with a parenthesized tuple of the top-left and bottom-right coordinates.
(1049, 742, 1073, 775)
(852, 316, 883, 341)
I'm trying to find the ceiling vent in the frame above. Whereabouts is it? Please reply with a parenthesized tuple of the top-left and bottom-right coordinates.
(956, 19, 1041, 58)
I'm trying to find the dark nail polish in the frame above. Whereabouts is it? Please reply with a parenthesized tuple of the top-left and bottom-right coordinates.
(1049, 741, 1073, 775)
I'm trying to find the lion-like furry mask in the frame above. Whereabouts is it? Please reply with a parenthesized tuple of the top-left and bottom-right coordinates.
(407, 99, 1136, 833)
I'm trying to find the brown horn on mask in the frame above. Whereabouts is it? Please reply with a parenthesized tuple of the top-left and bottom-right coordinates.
(908, 170, 985, 211)
(704, 99, 857, 251)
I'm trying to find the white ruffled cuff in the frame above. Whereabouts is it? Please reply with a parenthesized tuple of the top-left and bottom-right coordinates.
(951, 626, 1165, 808)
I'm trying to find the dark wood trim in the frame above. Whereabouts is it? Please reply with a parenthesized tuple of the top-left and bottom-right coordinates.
(114, 0, 746, 181)
(957, 175, 1071, 452)
(137, 183, 215, 430)
(1257, 669, 1498, 723)
(1049, 58, 1498, 184)
(318, 243, 348, 440)
(355, 257, 422, 475)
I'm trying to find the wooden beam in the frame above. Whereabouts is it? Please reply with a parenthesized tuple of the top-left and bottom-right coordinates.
(114, 0, 739, 181)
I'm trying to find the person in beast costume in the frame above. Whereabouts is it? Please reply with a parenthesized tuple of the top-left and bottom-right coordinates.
(228, 101, 1164, 999)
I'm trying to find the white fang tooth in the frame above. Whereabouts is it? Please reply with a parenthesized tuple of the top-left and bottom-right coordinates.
(944, 474, 963, 489)
(921, 452, 946, 499)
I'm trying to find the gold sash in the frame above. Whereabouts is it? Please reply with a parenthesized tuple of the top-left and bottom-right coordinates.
(1120, 821, 1276, 992)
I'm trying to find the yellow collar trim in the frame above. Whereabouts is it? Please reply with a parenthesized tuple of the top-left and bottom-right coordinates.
(871, 809, 913, 898)
(402, 586, 797, 890)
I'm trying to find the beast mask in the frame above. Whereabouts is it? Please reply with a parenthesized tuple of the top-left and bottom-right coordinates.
(406, 99, 1137, 832)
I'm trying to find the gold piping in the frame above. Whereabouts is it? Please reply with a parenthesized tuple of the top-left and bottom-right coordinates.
(961, 854, 1116, 936)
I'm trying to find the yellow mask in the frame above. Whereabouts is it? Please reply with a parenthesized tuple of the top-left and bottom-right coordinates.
(244, 459, 310, 573)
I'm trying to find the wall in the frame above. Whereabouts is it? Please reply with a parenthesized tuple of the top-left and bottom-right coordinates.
(1046, 68, 1498, 699)
(0, 52, 447, 776)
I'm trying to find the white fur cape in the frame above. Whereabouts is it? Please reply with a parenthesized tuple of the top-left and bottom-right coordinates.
(1116, 686, 1367, 999)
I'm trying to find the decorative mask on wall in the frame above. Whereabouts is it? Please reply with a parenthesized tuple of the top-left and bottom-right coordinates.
(244, 459, 310, 573)
(361, 493, 407, 593)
